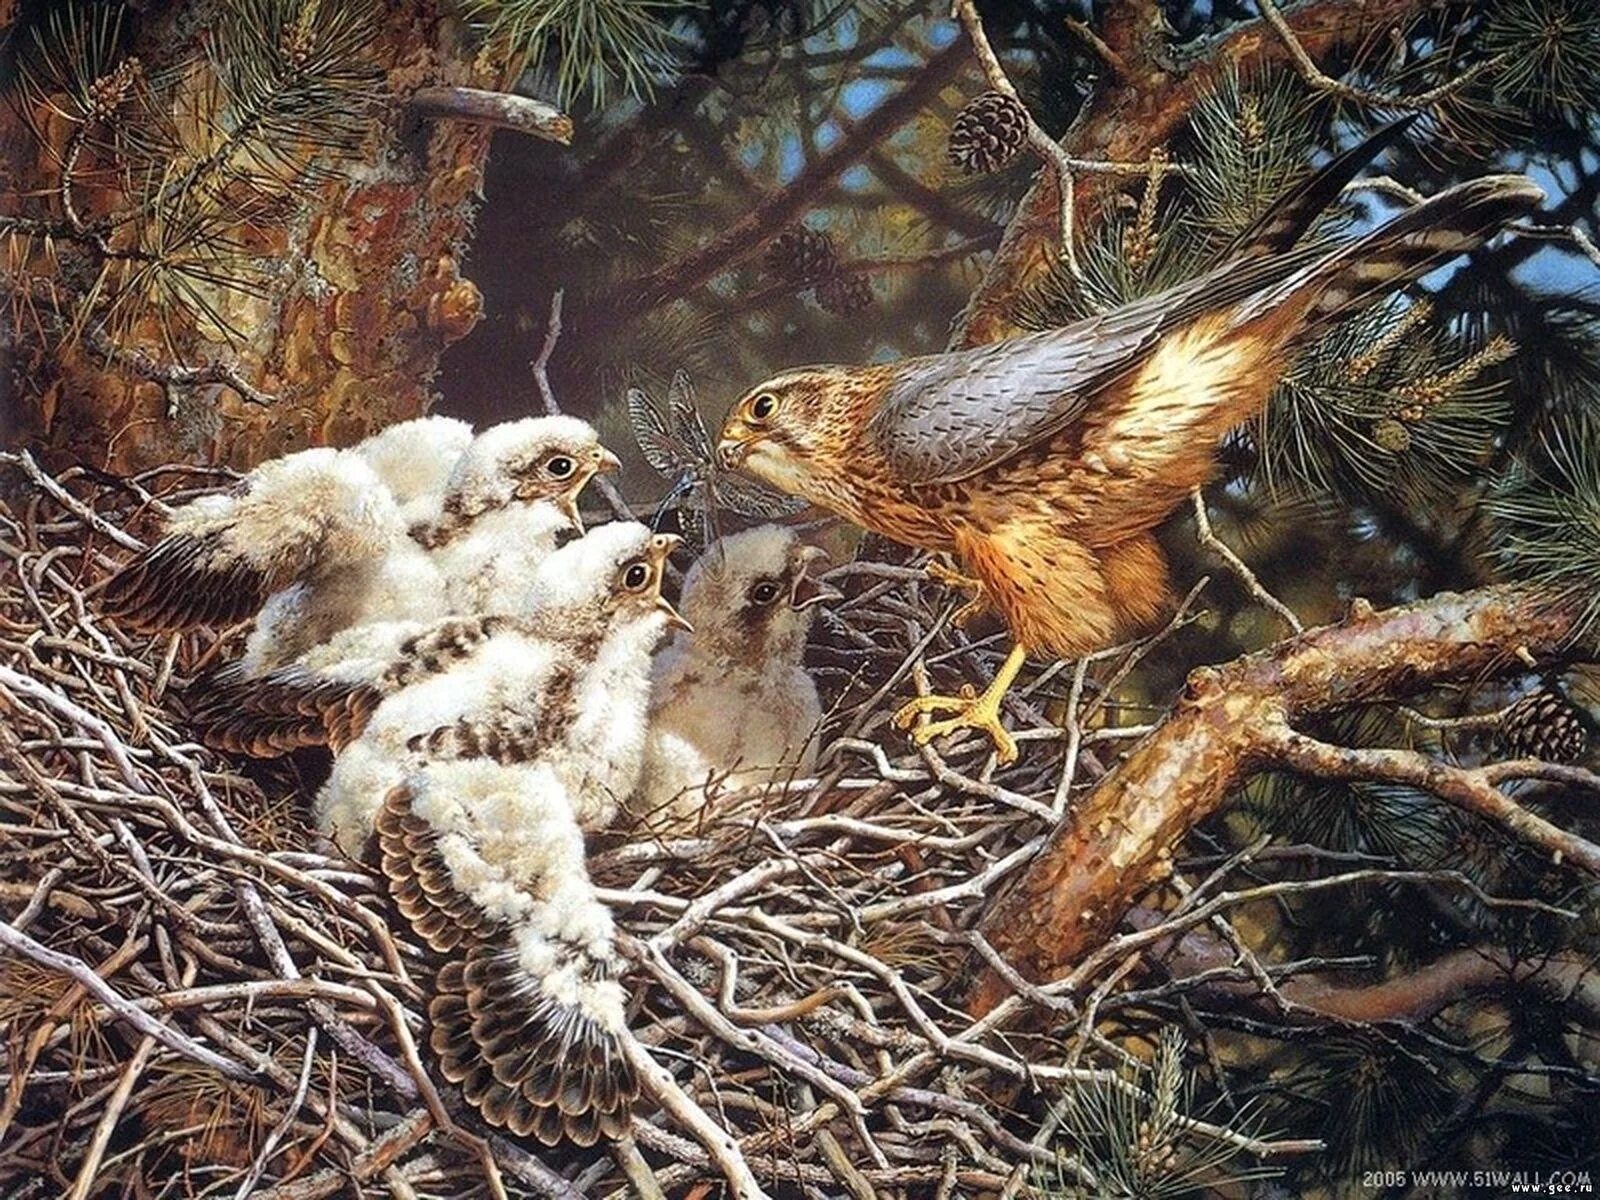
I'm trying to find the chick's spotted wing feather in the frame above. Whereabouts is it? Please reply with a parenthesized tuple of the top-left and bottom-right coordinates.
(189, 615, 511, 757)
(374, 783, 500, 952)
(378, 782, 637, 1145)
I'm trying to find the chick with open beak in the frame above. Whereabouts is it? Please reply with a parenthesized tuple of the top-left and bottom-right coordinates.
(633, 524, 836, 834)
(430, 420, 623, 614)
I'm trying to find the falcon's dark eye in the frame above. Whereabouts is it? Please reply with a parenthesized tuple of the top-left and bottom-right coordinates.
(749, 580, 781, 607)
(545, 454, 576, 479)
(622, 561, 652, 592)
(748, 392, 779, 422)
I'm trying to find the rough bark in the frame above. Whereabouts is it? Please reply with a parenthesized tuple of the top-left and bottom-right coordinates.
(951, 0, 1437, 348)
(1, 4, 527, 473)
(972, 585, 1590, 1013)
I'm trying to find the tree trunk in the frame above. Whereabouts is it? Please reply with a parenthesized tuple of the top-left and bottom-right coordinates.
(1, 2, 521, 473)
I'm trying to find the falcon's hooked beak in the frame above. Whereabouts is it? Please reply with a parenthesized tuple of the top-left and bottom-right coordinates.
(789, 545, 842, 610)
(647, 533, 693, 632)
(557, 447, 622, 534)
(716, 434, 749, 470)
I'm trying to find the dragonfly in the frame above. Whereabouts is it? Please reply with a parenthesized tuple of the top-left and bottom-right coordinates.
(627, 369, 807, 547)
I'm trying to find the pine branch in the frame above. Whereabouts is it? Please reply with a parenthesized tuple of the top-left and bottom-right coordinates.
(588, 39, 969, 325)
(951, 0, 1442, 348)
(1142, 913, 1600, 1025)
(1254, 0, 1508, 110)
(973, 584, 1596, 1012)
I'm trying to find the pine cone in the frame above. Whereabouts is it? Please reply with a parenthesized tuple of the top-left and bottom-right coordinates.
(1498, 688, 1590, 763)
(816, 272, 873, 316)
(948, 90, 1029, 175)
(764, 227, 838, 284)
(1371, 417, 1411, 453)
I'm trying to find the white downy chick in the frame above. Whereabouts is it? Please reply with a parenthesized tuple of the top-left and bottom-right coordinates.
(351, 415, 474, 526)
(375, 761, 639, 1146)
(315, 521, 686, 857)
(411, 415, 620, 614)
(634, 525, 836, 833)
(103, 446, 432, 659)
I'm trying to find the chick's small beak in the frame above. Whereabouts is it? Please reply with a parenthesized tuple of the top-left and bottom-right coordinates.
(789, 545, 843, 610)
(645, 534, 690, 630)
(556, 490, 586, 535)
(656, 595, 693, 632)
(595, 447, 622, 473)
(646, 533, 683, 565)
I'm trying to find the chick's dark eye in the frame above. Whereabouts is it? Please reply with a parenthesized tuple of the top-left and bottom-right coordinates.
(749, 392, 778, 421)
(749, 580, 781, 606)
(623, 562, 651, 592)
(546, 455, 575, 479)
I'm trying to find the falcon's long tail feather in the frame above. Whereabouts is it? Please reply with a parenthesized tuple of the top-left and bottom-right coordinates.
(375, 775, 638, 1146)
(1247, 174, 1544, 335)
(1227, 114, 1420, 259)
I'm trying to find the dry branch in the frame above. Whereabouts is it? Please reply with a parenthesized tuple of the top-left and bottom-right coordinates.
(408, 86, 574, 144)
(975, 586, 1597, 1010)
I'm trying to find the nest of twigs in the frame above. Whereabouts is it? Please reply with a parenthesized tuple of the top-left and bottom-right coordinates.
(0, 452, 1302, 1199)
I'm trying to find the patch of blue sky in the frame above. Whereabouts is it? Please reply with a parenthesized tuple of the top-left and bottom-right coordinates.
(778, 132, 804, 183)
(842, 77, 894, 117)
(861, 44, 917, 69)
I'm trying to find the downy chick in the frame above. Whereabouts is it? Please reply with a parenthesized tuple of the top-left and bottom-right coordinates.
(316, 521, 686, 857)
(633, 525, 836, 832)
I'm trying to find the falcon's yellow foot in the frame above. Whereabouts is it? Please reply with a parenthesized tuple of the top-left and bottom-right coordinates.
(925, 558, 987, 628)
(892, 645, 1029, 766)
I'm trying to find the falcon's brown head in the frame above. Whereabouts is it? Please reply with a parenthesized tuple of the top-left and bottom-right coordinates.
(718, 366, 886, 519)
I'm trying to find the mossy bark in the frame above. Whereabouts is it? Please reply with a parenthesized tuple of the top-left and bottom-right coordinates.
(1, 2, 502, 473)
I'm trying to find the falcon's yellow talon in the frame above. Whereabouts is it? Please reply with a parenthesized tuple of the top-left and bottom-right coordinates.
(892, 644, 1030, 766)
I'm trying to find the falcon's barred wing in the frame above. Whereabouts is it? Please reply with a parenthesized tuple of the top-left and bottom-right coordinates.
(869, 118, 1430, 488)
(189, 663, 380, 757)
(102, 520, 283, 632)
(1223, 116, 1419, 260)
(868, 298, 1174, 486)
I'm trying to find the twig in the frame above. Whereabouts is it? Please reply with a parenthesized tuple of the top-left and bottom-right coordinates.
(408, 86, 573, 144)
(0, 917, 254, 1080)
(951, 0, 1082, 276)
(1255, 0, 1508, 109)
(1260, 725, 1600, 876)
(1190, 490, 1303, 635)
(614, 1022, 771, 1199)
(532, 289, 633, 523)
